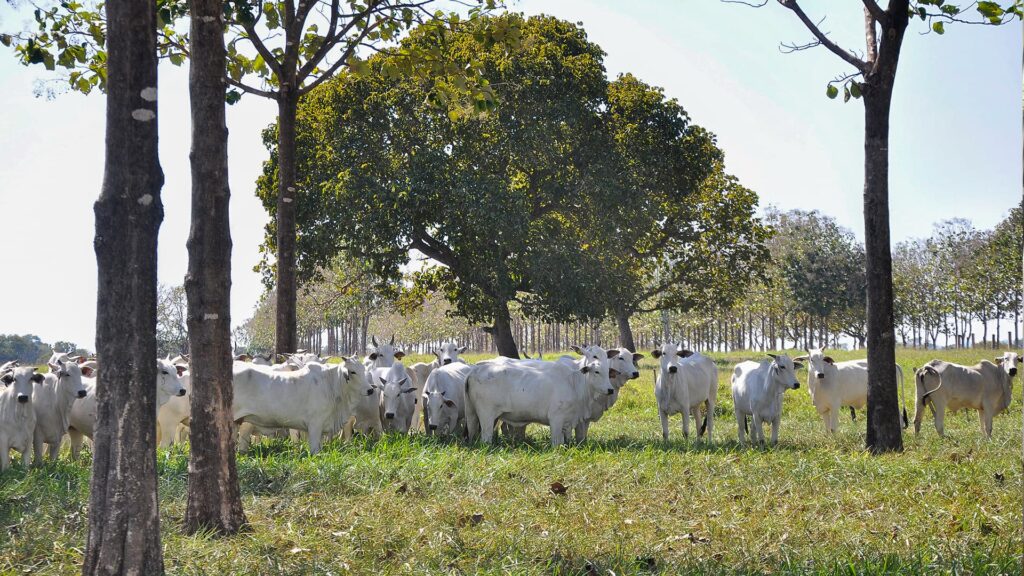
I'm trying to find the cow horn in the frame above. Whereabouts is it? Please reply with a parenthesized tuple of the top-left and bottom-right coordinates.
(389, 334, 395, 345)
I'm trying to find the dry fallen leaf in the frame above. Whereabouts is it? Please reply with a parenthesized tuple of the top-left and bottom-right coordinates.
(456, 513, 484, 527)
(396, 482, 408, 494)
(289, 547, 309, 554)
(682, 533, 711, 545)
(550, 481, 568, 496)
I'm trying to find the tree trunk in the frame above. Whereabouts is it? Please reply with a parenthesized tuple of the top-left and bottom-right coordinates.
(83, 0, 165, 571)
(862, 4, 908, 454)
(182, 0, 247, 536)
(616, 307, 636, 352)
(274, 91, 299, 356)
(492, 302, 519, 358)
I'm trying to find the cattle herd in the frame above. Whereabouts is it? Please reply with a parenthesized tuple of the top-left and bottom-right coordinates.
(0, 339, 1019, 470)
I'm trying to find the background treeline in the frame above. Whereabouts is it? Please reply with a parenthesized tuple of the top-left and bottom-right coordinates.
(231, 204, 1022, 356)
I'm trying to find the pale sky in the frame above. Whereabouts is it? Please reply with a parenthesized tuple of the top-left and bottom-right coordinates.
(0, 1, 1020, 350)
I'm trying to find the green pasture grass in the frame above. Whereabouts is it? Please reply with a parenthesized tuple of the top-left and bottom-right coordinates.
(1, 348, 1021, 574)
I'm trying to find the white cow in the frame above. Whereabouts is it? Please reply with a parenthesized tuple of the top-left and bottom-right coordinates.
(731, 354, 803, 446)
(555, 345, 622, 442)
(32, 358, 88, 463)
(651, 343, 718, 442)
(793, 347, 907, 433)
(67, 359, 187, 458)
(363, 335, 404, 370)
(913, 352, 1019, 438)
(0, 367, 40, 470)
(422, 363, 474, 437)
(232, 356, 373, 454)
(375, 361, 419, 434)
(348, 337, 405, 437)
(157, 360, 191, 447)
(465, 354, 613, 447)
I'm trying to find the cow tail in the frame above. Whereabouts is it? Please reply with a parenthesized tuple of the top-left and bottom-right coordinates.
(897, 365, 908, 429)
(849, 407, 856, 421)
(699, 413, 708, 437)
(743, 415, 748, 435)
(913, 370, 927, 433)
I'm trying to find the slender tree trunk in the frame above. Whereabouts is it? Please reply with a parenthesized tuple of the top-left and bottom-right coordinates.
(616, 307, 636, 352)
(83, 0, 164, 571)
(862, 4, 908, 454)
(182, 0, 246, 536)
(491, 302, 519, 358)
(274, 91, 299, 356)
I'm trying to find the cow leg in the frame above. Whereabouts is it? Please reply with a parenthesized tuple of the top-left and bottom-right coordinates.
(0, 442, 8, 471)
(307, 424, 322, 455)
(933, 403, 946, 437)
(574, 421, 589, 444)
(979, 409, 993, 438)
(477, 410, 498, 444)
(32, 431, 45, 466)
(735, 409, 746, 446)
(770, 415, 781, 446)
(751, 414, 763, 444)
(47, 441, 60, 460)
(829, 407, 840, 434)
(659, 410, 670, 441)
(819, 410, 831, 433)
(20, 447, 30, 467)
(68, 428, 84, 460)
(549, 418, 565, 447)
(342, 417, 355, 441)
(158, 418, 178, 448)
(236, 421, 254, 451)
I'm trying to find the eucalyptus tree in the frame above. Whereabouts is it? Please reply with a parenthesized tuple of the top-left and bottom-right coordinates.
(258, 13, 611, 357)
(730, 0, 1021, 453)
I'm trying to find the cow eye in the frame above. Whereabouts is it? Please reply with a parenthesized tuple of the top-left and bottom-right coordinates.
(161, 370, 169, 375)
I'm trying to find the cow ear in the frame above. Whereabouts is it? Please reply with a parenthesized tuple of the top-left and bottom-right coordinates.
(371, 336, 379, 347)
(994, 356, 1003, 364)
(1, 374, 12, 385)
(48, 362, 60, 373)
(823, 356, 835, 364)
(924, 365, 938, 375)
(571, 345, 584, 355)
(793, 362, 804, 370)
(606, 349, 620, 359)
(394, 351, 406, 360)
(457, 346, 467, 354)
(1017, 356, 1022, 364)
(31, 373, 45, 384)
(767, 353, 778, 360)
(609, 368, 620, 379)
(793, 355, 809, 362)
(378, 377, 387, 386)
(632, 353, 645, 363)
(369, 353, 378, 361)
(402, 387, 418, 394)
(650, 350, 662, 359)
(443, 399, 456, 408)
(175, 365, 187, 377)
(677, 350, 694, 358)
(580, 365, 590, 374)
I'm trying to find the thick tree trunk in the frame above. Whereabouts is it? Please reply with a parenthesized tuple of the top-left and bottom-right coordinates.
(183, 0, 247, 536)
(274, 92, 299, 356)
(862, 4, 908, 454)
(83, 0, 165, 572)
(491, 302, 519, 358)
(616, 307, 636, 352)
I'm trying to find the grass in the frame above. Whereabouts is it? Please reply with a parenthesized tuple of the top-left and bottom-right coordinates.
(1, 348, 1021, 575)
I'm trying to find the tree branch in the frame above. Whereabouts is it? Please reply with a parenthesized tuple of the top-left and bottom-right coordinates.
(864, 5, 879, 65)
(240, 23, 284, 80)
(226, 76, 276, 99)
(778, 0, 869, 72)
(862, 0, 887, 24)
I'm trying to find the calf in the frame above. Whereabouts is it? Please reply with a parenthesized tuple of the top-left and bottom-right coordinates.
(0, 367, 40, 470)
(794, 348, 908, 433)
(422, 363, 473, 437)
(651, 343, 718, 442)
(375, 361, 419, 434)
(465, 355, 613, 447)
(32, 358, 88, 463)
(233, 356, 373, 454)
(556, 345, 622, 442)
(913, 352, 1019, 438)
(731, 354, 802, 446)
(157, 359, 191, 447)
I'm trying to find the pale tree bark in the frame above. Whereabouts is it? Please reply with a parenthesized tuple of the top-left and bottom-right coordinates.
(183, 0, 247, 535)
(83, 0, 164, 571)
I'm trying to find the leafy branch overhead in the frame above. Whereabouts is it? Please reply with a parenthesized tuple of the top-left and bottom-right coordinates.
(3, 0, 512, 108)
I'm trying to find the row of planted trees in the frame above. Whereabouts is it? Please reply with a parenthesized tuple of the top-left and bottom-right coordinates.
(237, 204, 1022, 358)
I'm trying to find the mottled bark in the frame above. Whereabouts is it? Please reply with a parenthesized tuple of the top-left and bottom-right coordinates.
(274, 92, 299, 356)
(83, 0, 164, 571)
(491, 302, 519, 358)
(183, 0, 247, 536)
(616, 307, 636, 352)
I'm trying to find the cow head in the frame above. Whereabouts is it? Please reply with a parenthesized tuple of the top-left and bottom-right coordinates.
(375, 363, 417, 420)
(339, 356, 375, 398)
(367, 335, 403, 367)
(156, 359, 188, 408)
(794, 348, 832, 381)
(994, 352, 1020, 378)
(433, 342, 467, 366)
(608, 348, 642, 385)
(767, 353, 801, 390)
(3, 367, 42, 404)
(424, 385, 459, 434)
(49, 359, 88, 399)
(650, 342, 687, 377)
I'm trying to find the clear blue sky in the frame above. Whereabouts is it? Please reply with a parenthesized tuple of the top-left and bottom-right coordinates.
(0, 1, 1020, 349)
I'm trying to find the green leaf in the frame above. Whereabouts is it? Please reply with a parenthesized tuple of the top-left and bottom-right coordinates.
(849, 81, 861, 99)
(842, 86, 850, 103)
(932, 21, 945, 34)
(826, 84, 838, 99)
(225, 89, 242, 105)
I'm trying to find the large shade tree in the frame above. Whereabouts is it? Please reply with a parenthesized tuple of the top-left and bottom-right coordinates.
(257, 13, 612, 357)
(731, 0, 1022, 453)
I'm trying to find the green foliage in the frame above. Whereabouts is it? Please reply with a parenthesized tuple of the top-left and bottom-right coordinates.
(0, 347, 1020, 573)
(0, 334, 53, 364)
(156, 283, 189, 357)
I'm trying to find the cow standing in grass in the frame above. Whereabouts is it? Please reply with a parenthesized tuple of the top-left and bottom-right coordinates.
(913, 352, 1019, 438)
(32, 357, 88, 464)
(794, 347, 907, 433)
(652, 343, 718, 442)
(731, 354, 802, 446)
(0, 366, 39, 470)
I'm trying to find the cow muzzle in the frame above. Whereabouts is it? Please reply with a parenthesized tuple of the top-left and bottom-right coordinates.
(443, 359, 452, 365)
(17, 395, 29, 403)
(77, 390, 88, 398)
(631, 371, 639, 379)
(365, 389, 375, 396)
(1010, 368, 1018, 377)
(668, 366, 677, 374)
(816, 372, 825, 379)
(606, 388, 614, 396)
(792, 382, 800, 389)
(385, 412, 395, 420)
(176, 389, 187, 397)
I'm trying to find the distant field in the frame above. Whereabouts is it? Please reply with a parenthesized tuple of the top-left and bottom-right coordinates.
(1, 348, 1021, 575)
